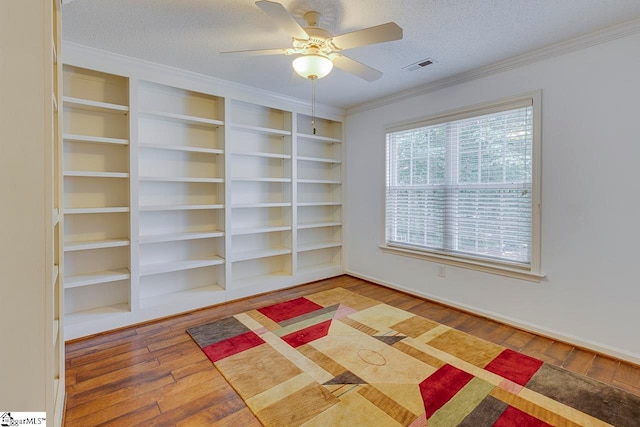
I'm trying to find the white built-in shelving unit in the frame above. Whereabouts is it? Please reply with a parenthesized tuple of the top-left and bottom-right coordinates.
(60, 51, 344, 339)
(137, 81, 226, 314)
(296, 114, 343, 276)
(62, 65, 132, 327)
(229, 100, 293, 293)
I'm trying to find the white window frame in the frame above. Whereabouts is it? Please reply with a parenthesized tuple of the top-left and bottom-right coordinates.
(381, 91, 543, 282)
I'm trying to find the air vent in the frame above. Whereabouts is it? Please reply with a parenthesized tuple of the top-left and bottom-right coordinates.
(403, 58, 435, 72)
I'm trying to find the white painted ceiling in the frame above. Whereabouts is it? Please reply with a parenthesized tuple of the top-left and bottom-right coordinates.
(62, 0, 640, 109)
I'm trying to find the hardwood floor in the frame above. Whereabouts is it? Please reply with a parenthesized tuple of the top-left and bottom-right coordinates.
(64, 275, 640, 426)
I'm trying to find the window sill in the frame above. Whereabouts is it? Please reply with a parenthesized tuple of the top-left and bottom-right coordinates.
(379, 245, 545, 282)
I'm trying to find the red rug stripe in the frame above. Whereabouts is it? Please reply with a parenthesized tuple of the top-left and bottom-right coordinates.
(420, 364, 474, 418)
(493, 406, 552, 427)
(257, 297, 324, 323)
(484, 348, 543, 386)
(281, 319, 332, 348)
(202, 331, 264, 362)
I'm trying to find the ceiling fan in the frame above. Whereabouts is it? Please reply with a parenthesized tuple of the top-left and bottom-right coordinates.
(221, 0, 403, 82)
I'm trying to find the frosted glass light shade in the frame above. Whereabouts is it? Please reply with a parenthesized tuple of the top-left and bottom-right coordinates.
(292, 54, 333, 79)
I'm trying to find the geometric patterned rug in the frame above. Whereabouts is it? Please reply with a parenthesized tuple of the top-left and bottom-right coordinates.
(187, 288, 640, 426)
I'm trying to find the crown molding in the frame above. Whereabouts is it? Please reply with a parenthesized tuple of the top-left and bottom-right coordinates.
(61, 41, 345, 119)
(347, 17, 640, 115)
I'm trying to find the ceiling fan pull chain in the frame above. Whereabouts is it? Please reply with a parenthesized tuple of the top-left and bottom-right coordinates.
(311, 76, 317, 135)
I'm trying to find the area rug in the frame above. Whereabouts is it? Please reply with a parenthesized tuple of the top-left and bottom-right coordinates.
(187, 288, 640, 426)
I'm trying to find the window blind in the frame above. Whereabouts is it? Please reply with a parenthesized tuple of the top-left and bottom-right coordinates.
(385, 104, 533, 266)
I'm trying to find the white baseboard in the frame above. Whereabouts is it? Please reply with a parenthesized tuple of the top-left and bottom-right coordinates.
(345, 270, 640, 366)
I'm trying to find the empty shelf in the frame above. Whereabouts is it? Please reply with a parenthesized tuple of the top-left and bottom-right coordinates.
(139, 204, 224, 211)
(140, 256, 225, 276)
(232, 248, 291, 262)
(231, 123, 291, 136)
(63, 96, 129, 113)
(297, 133, 341, 143)
(65, 207, 130, 214)
(298, 241, 342, 252)
(64, 238, 130, 252)
(65, 268, 131, 289)
(297, 156, 341, 164)
(140, 110, 223, 127)
(63, 134, 129, 145)
(64, 171, 129, 178)
(297, 221, 342, 229)
(139, 231, 224, 244)
(138, 143, 223, 154)
(231, 225, 291, 235)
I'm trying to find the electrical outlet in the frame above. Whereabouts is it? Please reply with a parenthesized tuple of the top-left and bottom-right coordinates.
(437, 265, 446, 277)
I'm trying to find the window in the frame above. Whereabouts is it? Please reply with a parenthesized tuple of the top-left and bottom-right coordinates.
(384, 93, 542, 279)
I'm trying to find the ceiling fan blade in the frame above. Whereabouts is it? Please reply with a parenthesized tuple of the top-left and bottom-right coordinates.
(256, 1, 309, 40)
(331, 54, 383, 82)
(329, 22, 402, 51)
(220, 47, 292, 56)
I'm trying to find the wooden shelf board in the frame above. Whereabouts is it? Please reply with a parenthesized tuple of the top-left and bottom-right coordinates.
(65, 303, 130, 325)
(297, 156, 341, 164)
(140, 256, 225, 276)
(231, 151, 291, 159)
(232, 202, 291, 209)
(140, 284, 225, 310)
(139, 143, 223, 154)
(139, 176, 224, 183)
(64, 171, 129, 179)
(298, 179, 341, 184)
(64, 238, 130, 252)
(298, 241, 342, 252)
(232, 177, 291, 183)
(231, 225, 291, 236)
(65, 207, 130, 214)
(297, 133, 341, 143)
(140, 110, 223, 127)
(232, 247, 291, 262)
(231, 123, 291, 136)
(65, 268, 131, 289)
(63, 96, 129, 113)
(297, 202, 342, 207)
(63, 133, 129, 145)
(297, 221, 342, 229)
(139, 204, 224, 212)
(139, 230, 224, 244)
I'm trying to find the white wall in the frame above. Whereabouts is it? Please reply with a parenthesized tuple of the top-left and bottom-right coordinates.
(345, 32, 640, 362)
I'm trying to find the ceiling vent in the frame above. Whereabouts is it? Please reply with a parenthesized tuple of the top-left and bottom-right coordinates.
(403, 58, 435, 72)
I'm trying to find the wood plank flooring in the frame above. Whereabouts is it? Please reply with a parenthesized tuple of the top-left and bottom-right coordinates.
(64, 275, 640, 426)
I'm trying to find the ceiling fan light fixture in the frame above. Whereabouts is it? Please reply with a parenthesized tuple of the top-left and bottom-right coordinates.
(292, 54, 333, 79)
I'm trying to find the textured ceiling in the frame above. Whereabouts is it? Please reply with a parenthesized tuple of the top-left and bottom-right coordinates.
(62, 0, 640, 109)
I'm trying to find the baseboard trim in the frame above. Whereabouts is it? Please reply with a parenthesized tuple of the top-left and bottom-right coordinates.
(345, 270, 640, 366)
